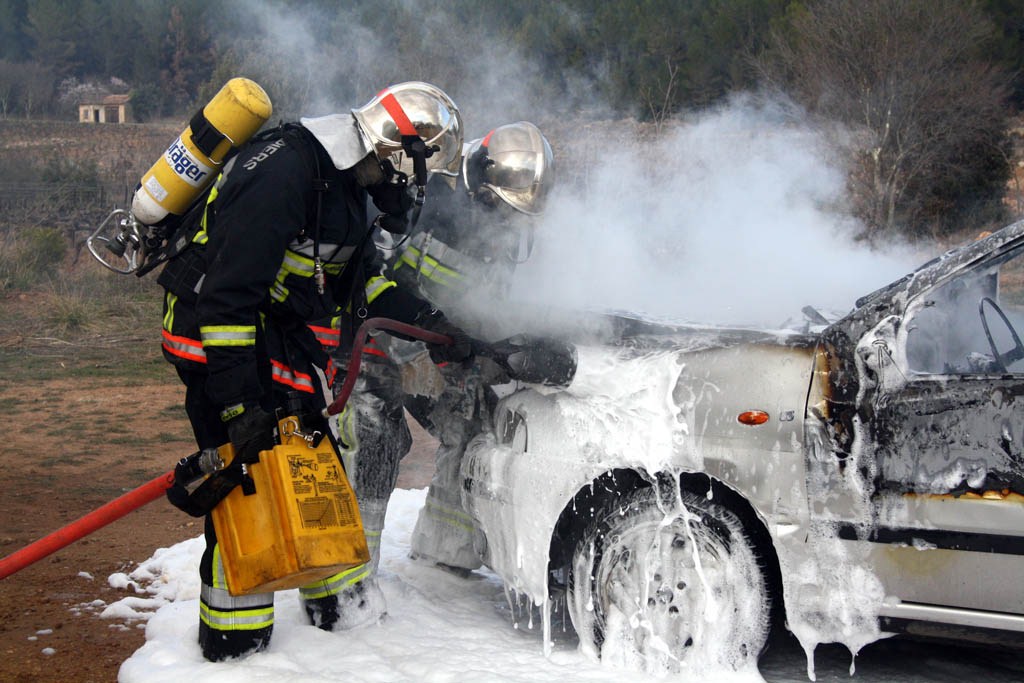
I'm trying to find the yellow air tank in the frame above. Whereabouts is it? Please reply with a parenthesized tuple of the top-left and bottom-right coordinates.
(211, 416, 369, 596)
(131, 78, 272, 225)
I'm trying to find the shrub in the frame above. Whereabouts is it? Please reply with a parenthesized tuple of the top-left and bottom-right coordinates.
(22, 226, 66, 270)
(0, 227, 66, 291)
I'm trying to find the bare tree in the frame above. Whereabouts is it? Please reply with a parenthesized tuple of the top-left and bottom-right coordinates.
(642, 58, 680, 135)
(758, 0, 1011, 240)
(0, 60, 55, 120)
(0, 60, 17, 119)
(19, 63, 55, 119)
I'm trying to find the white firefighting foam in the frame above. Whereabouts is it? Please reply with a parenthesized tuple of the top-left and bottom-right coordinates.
(519, 346, 769, 677)
(103, 451, 1024, 682)
(521, 343, 898, 680)
(113, 488, 726, 683)
(554, 345, 690, 466)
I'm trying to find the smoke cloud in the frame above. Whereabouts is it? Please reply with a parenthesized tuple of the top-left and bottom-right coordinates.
(513, 95, 923, 329)
(235, 1, 926, 332)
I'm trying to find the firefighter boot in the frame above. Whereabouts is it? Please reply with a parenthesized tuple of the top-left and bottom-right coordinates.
(331, 498, 388, 629)
(299, 499, 388, 631)
(198, 581, 274, 661)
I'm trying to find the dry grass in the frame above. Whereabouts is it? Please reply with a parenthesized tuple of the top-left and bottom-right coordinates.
(0, 237, 166, 382)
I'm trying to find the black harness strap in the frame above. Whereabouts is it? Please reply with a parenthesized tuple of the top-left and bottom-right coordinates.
(166, 448, 261, 518)
(188, 107, 229, 158)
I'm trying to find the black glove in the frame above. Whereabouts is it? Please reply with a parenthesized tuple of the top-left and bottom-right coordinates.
(223, 404, 278, 459)
(415, 310, 474, 365)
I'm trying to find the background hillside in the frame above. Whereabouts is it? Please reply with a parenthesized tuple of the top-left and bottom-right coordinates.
(1, 0, 1024, 240)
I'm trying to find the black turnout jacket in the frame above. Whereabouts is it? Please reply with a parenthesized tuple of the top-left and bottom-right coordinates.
(159, 125, 431, 411)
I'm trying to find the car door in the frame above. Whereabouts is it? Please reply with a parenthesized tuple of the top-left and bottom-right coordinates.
(854, 245, 1024, 615)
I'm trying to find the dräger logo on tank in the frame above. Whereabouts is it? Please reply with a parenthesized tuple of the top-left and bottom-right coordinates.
(164, 137, 213, 186)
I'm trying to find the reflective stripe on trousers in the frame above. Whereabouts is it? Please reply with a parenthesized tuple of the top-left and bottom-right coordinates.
(199, 548, 370, 632)
(298, 564, 371, 601)
(422, 498, 477, 533)
(199, 545, 275, 632)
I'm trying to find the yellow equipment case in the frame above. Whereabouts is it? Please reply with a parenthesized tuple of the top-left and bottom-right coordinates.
(211, 416, 368, 596)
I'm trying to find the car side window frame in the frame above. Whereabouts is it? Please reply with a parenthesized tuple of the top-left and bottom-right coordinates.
(901, 245, 1024, 378)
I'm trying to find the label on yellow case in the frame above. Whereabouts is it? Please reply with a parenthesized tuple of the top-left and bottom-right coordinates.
(286, 450, 359, 528)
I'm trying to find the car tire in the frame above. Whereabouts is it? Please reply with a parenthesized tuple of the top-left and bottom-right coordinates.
(568, 486, 771, 672)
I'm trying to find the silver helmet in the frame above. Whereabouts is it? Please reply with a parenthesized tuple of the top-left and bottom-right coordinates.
(352, 81, 463, 179)
(461, 121, 555, 215)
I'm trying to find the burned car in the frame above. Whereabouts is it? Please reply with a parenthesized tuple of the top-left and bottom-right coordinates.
(461, 220, 1024, 674)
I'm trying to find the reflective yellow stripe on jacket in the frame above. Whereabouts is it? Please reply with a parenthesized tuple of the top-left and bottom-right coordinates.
(395, 245, 466, 289)
(365, 275, 395, 303)
(192, 184, 219, 246)
(271, 248, 345, 303)
(200, 325, 256, 347)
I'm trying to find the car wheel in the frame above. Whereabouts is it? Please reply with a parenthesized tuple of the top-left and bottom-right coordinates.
(568, 486, 771, 673)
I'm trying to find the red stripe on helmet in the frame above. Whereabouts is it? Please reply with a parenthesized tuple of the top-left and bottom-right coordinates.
(379, 92, 419, 137)
(481, 129, 495, 147)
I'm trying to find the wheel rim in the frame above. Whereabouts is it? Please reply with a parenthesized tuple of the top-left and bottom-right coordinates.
(593, 512, 724, 660)
(581, 496, 767, 672)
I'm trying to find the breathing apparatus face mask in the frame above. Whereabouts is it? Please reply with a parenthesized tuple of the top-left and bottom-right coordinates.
(467, 186, 535, 264)
(352, 154, 387, 188)
(360, 157, 417, 234)
(355, 140, 443, 235)
(472, 185, 513, 213)
(369, 137, 439, 234)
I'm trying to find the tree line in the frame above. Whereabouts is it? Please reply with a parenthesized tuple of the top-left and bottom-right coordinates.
(1, 0, 1023, 240)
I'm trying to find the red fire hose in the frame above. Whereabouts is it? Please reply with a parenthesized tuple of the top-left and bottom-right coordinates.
(0, 317, 449, 581)
(324, 317, 451, 417)
(0, 471, 175, 580)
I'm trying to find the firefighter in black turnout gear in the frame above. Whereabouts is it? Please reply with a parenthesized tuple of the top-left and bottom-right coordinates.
(333, 121, 556, 581)
(158, 82, 471, 662)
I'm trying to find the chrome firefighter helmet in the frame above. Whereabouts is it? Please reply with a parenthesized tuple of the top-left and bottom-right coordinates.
(462, 121, 555, 215)
(352, 81, 463, 179)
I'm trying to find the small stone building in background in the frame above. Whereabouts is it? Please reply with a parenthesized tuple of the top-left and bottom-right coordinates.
(78, 94, 132, 123)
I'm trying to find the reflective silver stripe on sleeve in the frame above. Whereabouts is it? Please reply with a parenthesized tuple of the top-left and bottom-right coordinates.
(403, 233, 484, 276)
(274, 245, 352, 302)
(394, 232, 501, 291)
(364, 274, 396, 303)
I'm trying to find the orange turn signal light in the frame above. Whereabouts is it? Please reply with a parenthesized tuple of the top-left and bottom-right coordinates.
(737, 410, 769, 426)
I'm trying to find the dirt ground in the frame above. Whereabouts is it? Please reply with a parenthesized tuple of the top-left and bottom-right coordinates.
(0, 375, 438, 683)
